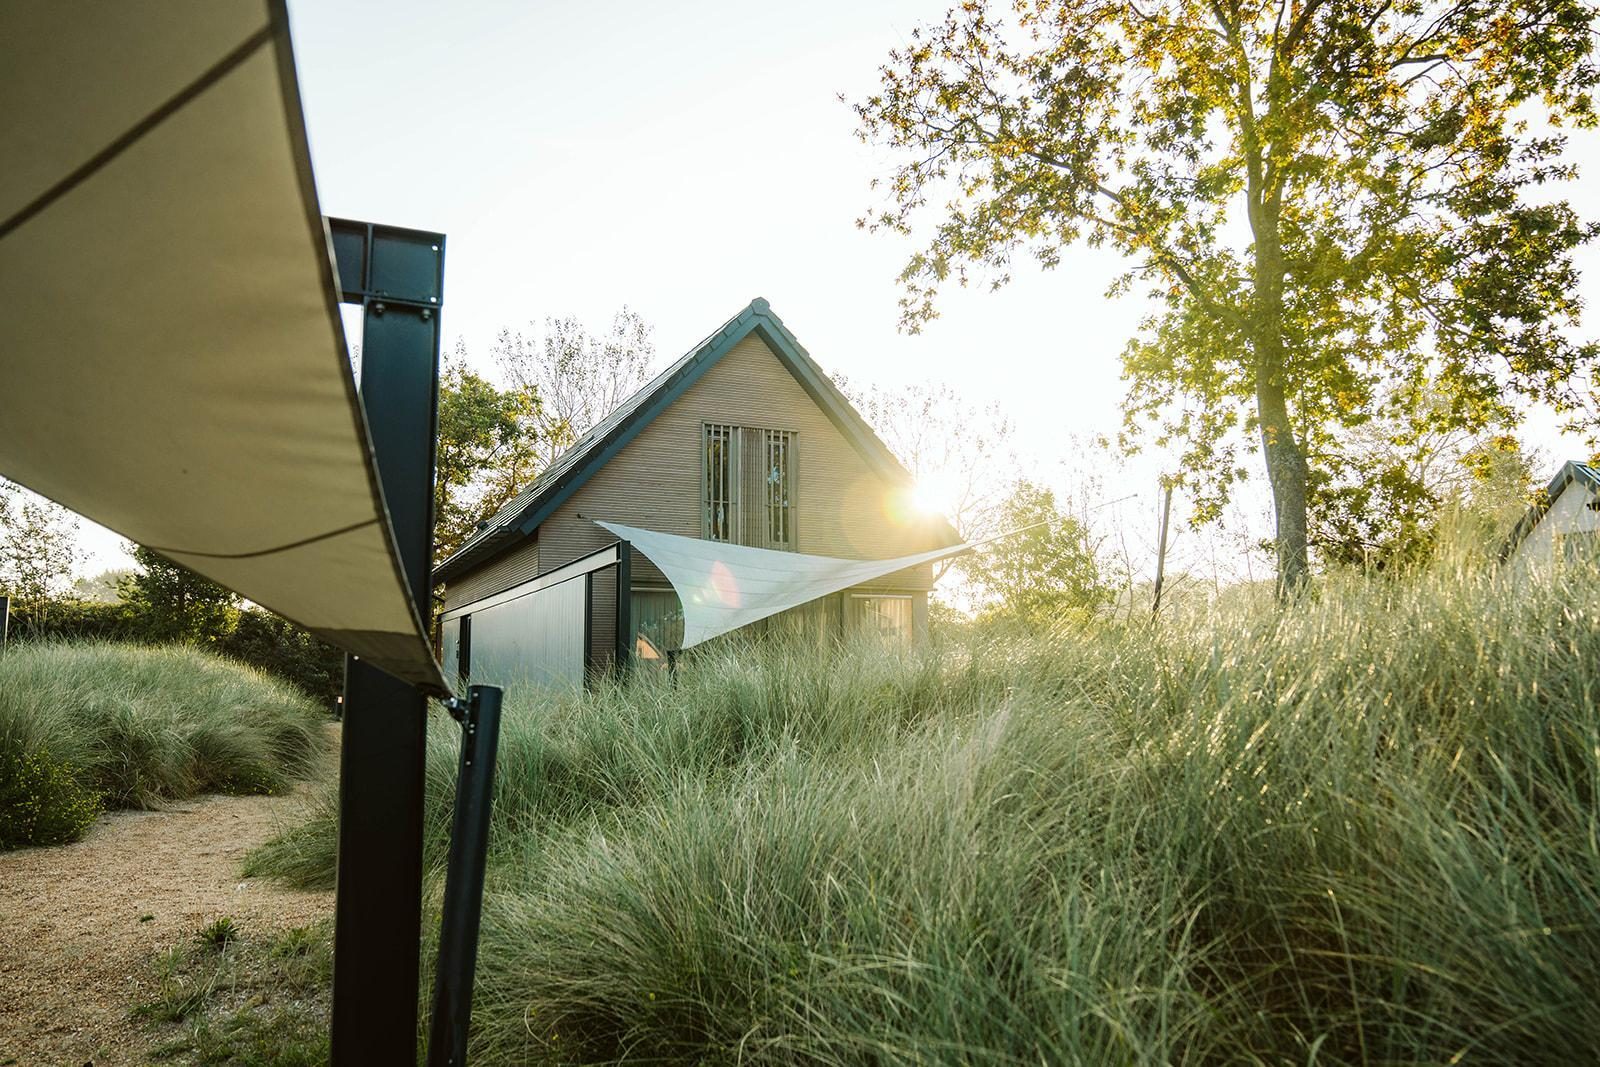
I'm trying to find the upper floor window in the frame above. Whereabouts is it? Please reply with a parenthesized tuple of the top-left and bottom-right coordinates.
(703, 423, 797, 549)
(704, 423, 738, 542)
(765, 429, 795, 548)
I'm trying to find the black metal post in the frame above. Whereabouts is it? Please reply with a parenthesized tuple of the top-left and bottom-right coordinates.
(614, 541, 631, 671)
(0, 594, 9, 654)
(328, 218, 445, 1066)
(426, 684, 504, 1067)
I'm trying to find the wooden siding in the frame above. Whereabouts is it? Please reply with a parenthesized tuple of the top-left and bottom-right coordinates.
(441, 536, 538, 612)
(539, 334, 942, 593)
(1509, 483, 1600, 570)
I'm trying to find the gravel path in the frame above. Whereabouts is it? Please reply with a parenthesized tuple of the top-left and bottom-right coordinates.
(0, 789, 332, 1066)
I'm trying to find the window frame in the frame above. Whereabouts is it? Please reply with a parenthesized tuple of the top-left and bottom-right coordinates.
(849, 593, 914, 647)
(702, 422, 741, 543)
(702, 421, 800, 549)
(763, 428, 798, 550)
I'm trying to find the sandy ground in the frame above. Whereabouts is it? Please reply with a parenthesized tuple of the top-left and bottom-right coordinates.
(0, 788, 332, 1066)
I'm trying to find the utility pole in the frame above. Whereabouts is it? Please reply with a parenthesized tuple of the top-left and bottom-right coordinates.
(1152, 482, 1174, 618)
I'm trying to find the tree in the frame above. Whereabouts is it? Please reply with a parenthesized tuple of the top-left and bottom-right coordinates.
(71, 568, 133, 604)
(839, 379, 1018, 574)
(434, 354, 545, 562)
(1307, 388, 1503, 566)
(0, 480, 80, 606)
(120, 545, 239, 644)
(964, 479, 1109, 621)
(855, 0, 1599, 595)
(493, 307, 657, 467)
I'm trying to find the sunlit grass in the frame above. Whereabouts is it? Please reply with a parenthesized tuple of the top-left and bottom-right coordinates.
(254, 561, 1600, 1063)
(0, 643, 329, 848)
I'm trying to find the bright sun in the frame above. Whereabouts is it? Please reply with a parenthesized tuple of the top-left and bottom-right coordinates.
(909, 471, 960, 519)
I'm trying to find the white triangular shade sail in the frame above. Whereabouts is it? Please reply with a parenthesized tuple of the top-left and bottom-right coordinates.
(0, 1, 448, 695)
(597, 521, 972, 649)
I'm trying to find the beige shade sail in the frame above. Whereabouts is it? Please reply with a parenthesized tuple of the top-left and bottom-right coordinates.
(0, 0, 449, 695)
(596, 521, 973, 649)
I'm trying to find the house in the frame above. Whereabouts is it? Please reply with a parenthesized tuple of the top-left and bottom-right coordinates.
(1501, 460, 1600, 568)
(432, 298, 959, 688)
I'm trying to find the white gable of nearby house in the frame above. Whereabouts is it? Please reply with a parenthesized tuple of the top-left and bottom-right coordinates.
(1504, 462, 1600, 569)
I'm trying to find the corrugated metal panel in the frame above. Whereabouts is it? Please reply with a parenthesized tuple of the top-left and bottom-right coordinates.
(466, 577, 585, 692)
(588, 565, 618, 672)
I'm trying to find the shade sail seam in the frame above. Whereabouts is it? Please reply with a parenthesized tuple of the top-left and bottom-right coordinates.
(146, 517, 381, 560)
(0, 23, 273, 242)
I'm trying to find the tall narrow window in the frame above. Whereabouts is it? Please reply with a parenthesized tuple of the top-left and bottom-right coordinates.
(704, 423, 738, 542)
(765, 429, 795, 549)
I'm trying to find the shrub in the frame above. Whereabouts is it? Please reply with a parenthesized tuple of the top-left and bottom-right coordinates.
(219, 609, 344, 710)
(5, 597, 343, 709)
(0, 744, 100, 848)
(4, 597, 138, 643)
(0, 642, 329, 850)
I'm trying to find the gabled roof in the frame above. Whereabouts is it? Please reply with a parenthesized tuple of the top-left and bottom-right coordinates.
(434, 298, 957, 585)
(1499, 460, 1600, 559)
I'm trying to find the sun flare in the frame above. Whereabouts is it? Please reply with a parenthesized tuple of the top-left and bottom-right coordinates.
(909, 471, 961, 519)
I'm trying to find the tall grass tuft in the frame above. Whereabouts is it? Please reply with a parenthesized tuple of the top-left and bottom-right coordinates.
(255, 562, 1600, 1063)
(0, 642, 328, 848)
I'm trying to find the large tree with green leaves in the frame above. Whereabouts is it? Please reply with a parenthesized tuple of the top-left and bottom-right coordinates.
(434, 355, 545, 563)
(855, 0, 1599, 593)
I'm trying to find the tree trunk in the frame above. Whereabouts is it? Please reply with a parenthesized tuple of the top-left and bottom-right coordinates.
(1247, 196, 1311, 597)
(1256, 375, 1310, 597)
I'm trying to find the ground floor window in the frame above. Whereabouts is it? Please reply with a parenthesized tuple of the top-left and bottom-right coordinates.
(850, 594, 913, 647)
(632, 588, 684, 662)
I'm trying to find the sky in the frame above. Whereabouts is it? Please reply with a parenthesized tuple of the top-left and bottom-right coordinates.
(67, 0, 1600, 586)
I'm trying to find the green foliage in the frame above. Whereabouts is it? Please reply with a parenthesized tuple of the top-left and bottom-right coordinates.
(7, 588, 342, 709)
(195, 917, 241, 953)
(137, 921, 331, 1065)
(5, 597, 138, 642)
(0, 643, 327, 849)
(121, 546, 240, 645)
(855, 0, 1600, 593)
(0, 478, 81, 606)
(962, 478, 1110, 622)
(0, 745, 100, 849)
(217, 609, 344, 710)
(1312, 431, 1543, 569)
(253, 561, 1600, 1063)
(435, 308, 657, 567)
(435, 356, 545, 563)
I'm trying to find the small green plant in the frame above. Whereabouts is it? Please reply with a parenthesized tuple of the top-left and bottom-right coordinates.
(0, 745, 101, 848)
(137, 923, 332, 1065)
(195, 917, 240, 953)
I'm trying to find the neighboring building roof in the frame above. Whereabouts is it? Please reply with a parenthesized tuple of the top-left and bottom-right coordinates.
(434, 298, 958, 586)
(1499, 460, 1600, 559)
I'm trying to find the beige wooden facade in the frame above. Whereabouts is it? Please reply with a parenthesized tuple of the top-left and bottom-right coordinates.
(441, 325, 948, 660)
